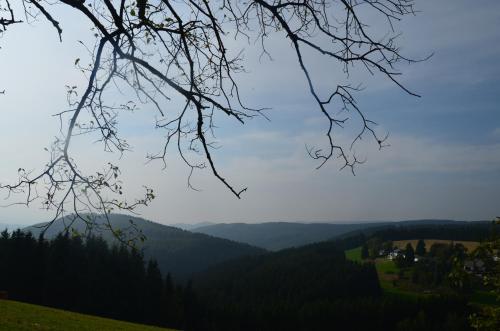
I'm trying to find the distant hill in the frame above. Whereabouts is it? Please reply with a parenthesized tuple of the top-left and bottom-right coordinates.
(192, 220, 473, 251)
(169, 222, 216, 231)
(192, 222, 374, 250)
(190, 221, 387, 251)
(23, 214, 265, 279)
(345, 220, 494, 242)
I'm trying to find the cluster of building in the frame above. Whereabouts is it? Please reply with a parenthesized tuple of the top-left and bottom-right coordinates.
(379, 248, 419, 262)
(381, 248, 497, 277)
(463, 259, 485, 275)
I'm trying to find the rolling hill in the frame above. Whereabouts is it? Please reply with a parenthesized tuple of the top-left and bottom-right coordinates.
(191, 219, 483, 251)
(190, 220, 455, 250)
(191, 222, 373, 250)
(339, 220, 493, 242)
(0, 299, 175, 331)
(23, 214, 265, 279)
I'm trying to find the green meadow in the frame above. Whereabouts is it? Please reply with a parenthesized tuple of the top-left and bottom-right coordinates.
(0, 300, 175, 331)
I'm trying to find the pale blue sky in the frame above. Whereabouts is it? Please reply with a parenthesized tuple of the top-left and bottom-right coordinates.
(0, 0, 499, 226)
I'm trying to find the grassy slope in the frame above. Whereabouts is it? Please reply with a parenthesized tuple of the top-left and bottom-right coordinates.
(345, 247, 362, 262)
(374, 259, 423, 300)
(0, 300, 175, 331)
(345, 247, 426, 299)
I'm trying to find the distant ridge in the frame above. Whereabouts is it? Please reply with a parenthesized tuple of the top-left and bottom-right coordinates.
(23, 214, 266, 279)
(191, 219, 472, 251)
(337, 219, 493, 242)
(170, 221, 216, 231)
(192, 221, 372, 251)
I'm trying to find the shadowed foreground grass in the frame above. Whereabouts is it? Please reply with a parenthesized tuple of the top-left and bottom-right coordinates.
(0, 300, 176, 331)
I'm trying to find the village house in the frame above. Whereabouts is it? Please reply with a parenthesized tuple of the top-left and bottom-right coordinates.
(464, 259, 486, 275)
(387, 248, 405, 260)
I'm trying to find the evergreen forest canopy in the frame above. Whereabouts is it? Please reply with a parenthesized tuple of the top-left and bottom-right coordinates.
(1, 217, 498, 330)
(0, 227, 481, 331)
(0, 229, 196, 330)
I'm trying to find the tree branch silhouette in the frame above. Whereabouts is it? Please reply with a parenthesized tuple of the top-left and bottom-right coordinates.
(0, 0, 426, 240)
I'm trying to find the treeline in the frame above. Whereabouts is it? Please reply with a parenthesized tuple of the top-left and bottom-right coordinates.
(332, 222, 494, 256)
(370, 222, 494, 242)
(0, 230, 194, 330)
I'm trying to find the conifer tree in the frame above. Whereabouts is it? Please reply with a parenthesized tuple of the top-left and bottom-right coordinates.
(416, 239, 426, 256)
(361, 244, 369, 260)
(405, 243, 415, 265)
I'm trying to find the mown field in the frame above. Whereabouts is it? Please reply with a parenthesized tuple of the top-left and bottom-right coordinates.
(393, 239, 480, 252)
(0, 300, 176, 331)
(345, 246, 420, 298)
(344, 246, 362, 262)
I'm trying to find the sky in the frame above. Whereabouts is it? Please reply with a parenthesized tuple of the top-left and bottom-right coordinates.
(0, 0, 499, 226)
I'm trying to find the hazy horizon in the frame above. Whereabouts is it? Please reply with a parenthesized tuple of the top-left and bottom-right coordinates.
(1, 215, 491, 229)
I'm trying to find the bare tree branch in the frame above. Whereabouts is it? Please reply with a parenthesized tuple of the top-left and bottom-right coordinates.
(0, 0, 427, 239)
